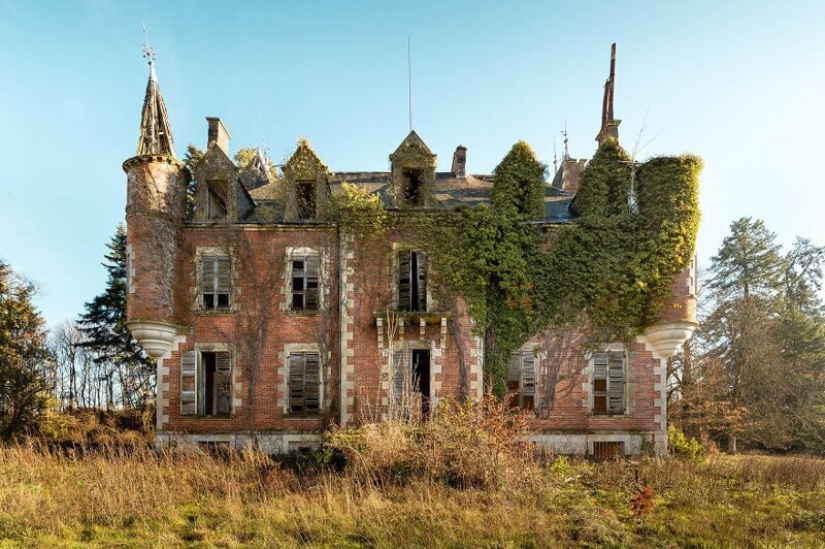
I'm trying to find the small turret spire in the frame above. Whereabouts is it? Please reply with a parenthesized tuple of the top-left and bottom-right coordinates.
(596, 43, 621, 145)
(136, 24, 175, 157)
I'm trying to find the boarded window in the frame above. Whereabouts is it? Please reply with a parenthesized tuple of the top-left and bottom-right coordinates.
(288, 352, 321, 414)
(593, 350, 625, 415)
(291, 256, 320, 311)
(297, 181, 316, 220)
(201, 255, 231, 310)
(398, 250, 427, 312)
(180, 350, 232, 416)
(593, 441, 624, 460)
(507, 352, 536, 410)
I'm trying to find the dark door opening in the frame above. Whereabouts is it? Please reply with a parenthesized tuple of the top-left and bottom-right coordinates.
(412, 349, 430, 416)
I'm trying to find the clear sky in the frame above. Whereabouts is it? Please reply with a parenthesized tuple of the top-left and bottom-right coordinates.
(1, 0, 824, 328)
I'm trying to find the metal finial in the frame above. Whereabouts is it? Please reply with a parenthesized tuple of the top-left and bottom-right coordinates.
(553, 137, 558, 173)
(562, 121, 570, 159)
(142, 21, 156, 79)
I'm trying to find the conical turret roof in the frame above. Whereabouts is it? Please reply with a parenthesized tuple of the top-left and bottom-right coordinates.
(136, 60, 176, 157)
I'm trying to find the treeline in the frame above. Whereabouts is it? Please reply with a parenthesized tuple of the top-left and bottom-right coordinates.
(670, 217, 825, 453)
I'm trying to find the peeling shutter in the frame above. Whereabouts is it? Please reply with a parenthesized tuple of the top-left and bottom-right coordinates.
(215, 351, 232, 415)
(289, 353, 306, 413)
(593, 352, 608, 414)
(393, 349, 411, 407)
(304, 353, 321, 412)
(201, 256, 215, 307)
(398, 251, 412, 311)
(216, 257, 231, 308)
(507, 353, 521, 382)
(181, 351, 198, 415)
(305, 257, 320, 311)
(608, 351, 625, 414)
(521, 353, 536, 397)
(415, 252, 427, 312)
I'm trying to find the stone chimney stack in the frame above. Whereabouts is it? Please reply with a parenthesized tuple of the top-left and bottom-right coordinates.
(206, 117, 231, 154)
(451, 145, 467, 178)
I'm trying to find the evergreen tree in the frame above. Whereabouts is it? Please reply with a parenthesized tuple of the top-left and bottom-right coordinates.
(77, 225, 154, 408)
(0, 260, 51, 440)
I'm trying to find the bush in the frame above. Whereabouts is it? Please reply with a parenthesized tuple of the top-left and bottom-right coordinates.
(669, 424, 704, 461)
(326, 396, 536, 490)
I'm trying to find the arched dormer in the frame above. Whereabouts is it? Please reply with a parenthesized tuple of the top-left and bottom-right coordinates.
(389, 131, 436, 208)
(283, 139, 331, 222)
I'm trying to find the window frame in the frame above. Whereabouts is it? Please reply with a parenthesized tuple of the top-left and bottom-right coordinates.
(287, 351, 322, 415)
(397, 249, 428, 313)
(507, 351, 537, 411)
(180, 348, 233, 417)
(290, 255, 321, 312)
(591, 348, 626, 416)
(199, 253, 232, 311)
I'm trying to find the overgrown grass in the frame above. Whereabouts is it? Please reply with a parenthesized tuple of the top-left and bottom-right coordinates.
(1, 406, 824, 547)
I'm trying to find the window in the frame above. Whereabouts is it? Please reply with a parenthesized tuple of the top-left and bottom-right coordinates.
(201, 255, 231, 310)
(288, 352, 321, 414)
(206, 181, 228, 220)
(507, 351, 536, 410)
(403, 168, 423, 205)
(398, 250, 427, 312)
(296, 181, 316, 220)
(592, 350, 625, 415)
(391, 349, 430, 417)
(291, 256, 320, 311)
(180, 350, 232, 416)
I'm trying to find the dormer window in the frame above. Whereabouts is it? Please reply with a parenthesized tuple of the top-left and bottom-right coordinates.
(403, 169, 424, 206)
(206, 180, 228, 220)
(297, 180, 316, 220)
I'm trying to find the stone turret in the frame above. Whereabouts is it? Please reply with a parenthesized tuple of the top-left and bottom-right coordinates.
(123, 50, 189, 359)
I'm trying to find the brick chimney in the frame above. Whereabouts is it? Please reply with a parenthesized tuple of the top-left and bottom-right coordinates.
(206, 117, 231, 154)
(452, 145, 467, 178)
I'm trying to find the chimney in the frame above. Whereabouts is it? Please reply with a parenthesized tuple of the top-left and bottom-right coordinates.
(452, 145, 467, 178)
(206, 117, 231, 155)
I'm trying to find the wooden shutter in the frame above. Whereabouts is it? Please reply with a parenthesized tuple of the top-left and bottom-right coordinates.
(305, 256, 320, 311)
(215, 351, 232, 415)
(608, 351, 625, 414)
(180, 351, 198, 415)
(304, 353, 321, 413)
(521, 353, 536, 397)
(398, 251, 412, 311)
(216, 257, 231, 308)
(392, 349, 411, 407)
(507, 353, 522, 382)
(415, 251, 428, 312)
(289, 353, 306, 413)
(593, 352, 608, 414)
(201, 256, 215, 294)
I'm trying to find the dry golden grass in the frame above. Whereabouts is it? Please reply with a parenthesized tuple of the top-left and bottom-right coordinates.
(1, 405, 824, 547)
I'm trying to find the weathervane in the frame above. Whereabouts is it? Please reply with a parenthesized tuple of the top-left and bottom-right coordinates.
(562, 121, 570, 159)
(142, 21, 156, 77)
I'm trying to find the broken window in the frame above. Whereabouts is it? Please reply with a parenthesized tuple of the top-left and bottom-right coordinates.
(592, 350, 625, 415)
(398, 250, 427, 312)
(201, 255, 231, 310)
(206, 180, 228, 220)
(391, 349, 430, 417)
(296, 180, 316, 220)
(291, 256, 320, 311)
(180, 350, 232, 416)
(403, 168, 424, 206)
(288, 352, 321, 414)
(507, 351, 536, 410)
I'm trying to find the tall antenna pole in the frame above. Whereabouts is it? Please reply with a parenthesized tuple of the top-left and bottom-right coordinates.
(408, 34, 413, 132)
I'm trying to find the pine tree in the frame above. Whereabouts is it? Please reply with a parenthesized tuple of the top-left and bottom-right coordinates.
(77, 225, 154, 408)
(0, 260, 51, 440)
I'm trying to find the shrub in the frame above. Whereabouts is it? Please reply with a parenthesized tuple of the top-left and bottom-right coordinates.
(669, 424, 704, 461)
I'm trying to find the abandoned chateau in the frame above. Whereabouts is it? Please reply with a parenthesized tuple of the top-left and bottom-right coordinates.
(124, 46, 699, 457)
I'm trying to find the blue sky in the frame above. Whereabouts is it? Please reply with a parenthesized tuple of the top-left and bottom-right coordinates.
(1, 0, 824, 327)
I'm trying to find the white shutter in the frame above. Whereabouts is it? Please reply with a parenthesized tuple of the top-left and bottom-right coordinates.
(392, 349, 411, 407)
(520, 353, 536, 396)
(180, 351, 198, 415)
